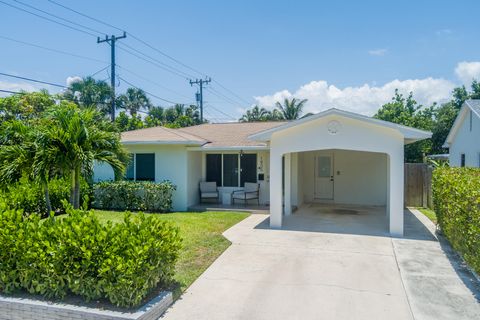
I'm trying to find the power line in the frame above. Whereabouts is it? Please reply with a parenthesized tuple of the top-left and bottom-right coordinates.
(117, 44, 191, 79)
(120, 42, 194, 79)
(204, 103, 237, 120)
(118, 76, 191, 105)
(0, 72, 66, 88)
(12, 0, 105, 36)
(0, 35, 106, 63)
(47, 0, 205, 78)
(0, 89, 23, 95)
(117, 65, 192, 99)
(205, 86, 242, 107)
(45, 0, 251, 106)
(0, 0, 97, 37)
(212, 80, 252, 105)
(90, 65, 110, 78)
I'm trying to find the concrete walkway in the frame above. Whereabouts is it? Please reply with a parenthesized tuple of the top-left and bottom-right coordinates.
(162, 206, 480, 320)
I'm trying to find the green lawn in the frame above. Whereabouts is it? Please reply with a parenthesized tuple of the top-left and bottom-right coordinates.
(417, 207, 437, 224)
(92, 210, 249, 298)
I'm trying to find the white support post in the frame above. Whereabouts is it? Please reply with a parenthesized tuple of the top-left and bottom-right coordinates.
(388, 151, 404, 237)
(270, 151, 283, 228)
(284, 153, 292, 216)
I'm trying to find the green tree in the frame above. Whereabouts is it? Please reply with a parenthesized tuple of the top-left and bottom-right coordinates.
(430, 102, 458, 155)
(144, 106, 165, 127)
(116, 88, 151, 116)
(274, 98, 308, 120)
(239, 105, 272, 122)
(115, 111, 145, 131)
(63, 76, 112, 115)
(43, 102, 128, 208)
(374, 90, 434, 162)
(0, 90, 55, 123)
(0, 120, 57, 214)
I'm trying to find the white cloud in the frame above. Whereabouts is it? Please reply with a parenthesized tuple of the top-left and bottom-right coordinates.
(455, 61, 480, 85)
(254, 78, 455, 116)
(66, 76, 82, 87)
(368, 48, 388, 56)
(253, 61, 480, 116)
(0, 80, 39, 97)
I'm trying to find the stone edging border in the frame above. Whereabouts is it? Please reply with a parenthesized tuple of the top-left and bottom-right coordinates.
(0, 290, 172, 320)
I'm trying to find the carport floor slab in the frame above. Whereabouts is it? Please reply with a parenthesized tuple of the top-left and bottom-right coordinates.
(162, 214, 413, 320)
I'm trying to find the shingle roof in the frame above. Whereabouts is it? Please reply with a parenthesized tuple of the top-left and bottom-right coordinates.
(120, 121, 287, 148)
(466, 99, 480, 117)
(121, 126, 207, 145)
(443, 99, 480, 147)
(178, 122, 286, 148)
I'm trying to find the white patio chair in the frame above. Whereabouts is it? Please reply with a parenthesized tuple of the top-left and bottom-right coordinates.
(232, 182, 260, 206)
(199, 181, 219, 203)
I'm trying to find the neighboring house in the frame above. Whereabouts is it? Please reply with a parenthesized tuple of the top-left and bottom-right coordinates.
(94, 108, 431, 236)
(443, 99, 480, 167)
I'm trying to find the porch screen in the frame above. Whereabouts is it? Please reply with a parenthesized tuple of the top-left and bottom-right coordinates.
(223, 154, 239, 187)
(206, 154, 222, 186)
(240, 154, 257, 186)
(135, 153, 155, 181)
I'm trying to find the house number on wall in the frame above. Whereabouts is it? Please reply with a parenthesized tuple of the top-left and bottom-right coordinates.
(327, 120, 341, 135)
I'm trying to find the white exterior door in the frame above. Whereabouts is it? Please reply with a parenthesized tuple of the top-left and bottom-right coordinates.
(315, 154, 334, 199)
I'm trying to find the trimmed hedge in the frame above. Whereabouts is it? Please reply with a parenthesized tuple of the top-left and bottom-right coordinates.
(93, 181, 176, 212)
(0, 176, 91, 216)
(0, 204, 182, 307)
(432, 167, 480, 274)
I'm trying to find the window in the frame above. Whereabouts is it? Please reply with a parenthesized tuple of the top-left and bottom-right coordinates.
(223, 154, 239, 187)
(206, 153, 257, 187)
(125, 153, 155, 181)
(240, 154, 257, 186)
(461, 153, 466, 167)
(135, 153, 155, 181)
(206, 154, 222, 186)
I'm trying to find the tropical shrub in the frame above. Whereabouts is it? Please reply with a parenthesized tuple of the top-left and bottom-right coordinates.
(0, 176, 91, 216)
(432, 167, 480, 274)
(0, 203, 182, 307)
(93, 181, 176, 212)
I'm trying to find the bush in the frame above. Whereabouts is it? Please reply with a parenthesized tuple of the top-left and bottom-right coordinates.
(0, 176, 92, 216)
(432, 167, 480, 274)
(0, 204, 182, 307)
(93, 181, 176, 212)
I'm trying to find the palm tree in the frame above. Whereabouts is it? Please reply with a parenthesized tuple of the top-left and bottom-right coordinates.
(44, 102, 129, 208)
(275, 98, 308, 120)
(116, 88, 151, 116)
(0, 120, 56, 214)
(239, 105, 272, 122)
(64, 76, 112, 115)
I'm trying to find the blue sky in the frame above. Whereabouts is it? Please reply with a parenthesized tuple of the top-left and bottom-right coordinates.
(1, 0, 480, 120)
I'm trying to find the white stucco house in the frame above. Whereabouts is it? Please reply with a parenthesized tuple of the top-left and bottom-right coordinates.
(94, 108, 431, 236)
(443, 99, 480, 167)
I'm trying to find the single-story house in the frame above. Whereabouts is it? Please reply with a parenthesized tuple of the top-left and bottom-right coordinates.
(443, 99, 480, 167)
(94, 108, 431, 236)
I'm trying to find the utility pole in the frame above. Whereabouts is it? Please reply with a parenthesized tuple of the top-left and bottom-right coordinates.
(189, 77, 211, 122)
(97, 32, 127, 121)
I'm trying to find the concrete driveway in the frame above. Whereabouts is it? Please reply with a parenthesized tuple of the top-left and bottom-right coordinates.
(162, 205, 480, 320)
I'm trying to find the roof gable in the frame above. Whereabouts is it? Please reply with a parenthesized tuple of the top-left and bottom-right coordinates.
(249, 108, 431, 143)
(443, 99, 480, 147)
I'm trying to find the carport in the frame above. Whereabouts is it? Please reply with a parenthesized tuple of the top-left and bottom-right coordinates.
(249, 108, 431, 236)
